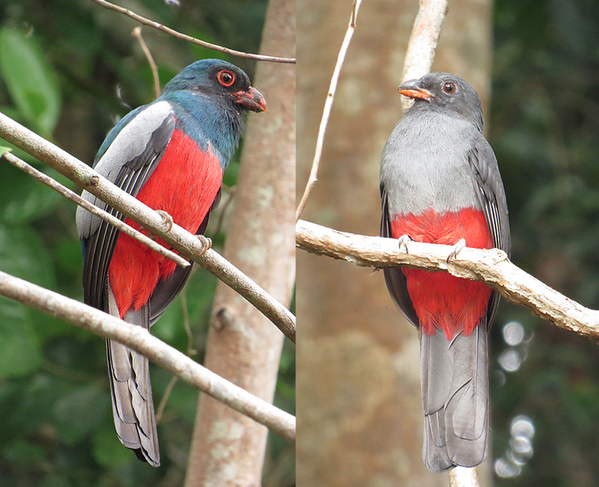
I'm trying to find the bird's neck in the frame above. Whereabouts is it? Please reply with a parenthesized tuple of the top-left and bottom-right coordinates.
(162, 91, 244, 167)
(408, 102, 484, 133)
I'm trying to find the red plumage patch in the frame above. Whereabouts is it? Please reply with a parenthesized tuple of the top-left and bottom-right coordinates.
(108, 128, 222, 317)
(390, 208, 493, 339)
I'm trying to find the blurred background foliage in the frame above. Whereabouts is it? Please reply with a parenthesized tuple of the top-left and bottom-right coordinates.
(0, 0, 294, 486)
(490, 0, 599, 485)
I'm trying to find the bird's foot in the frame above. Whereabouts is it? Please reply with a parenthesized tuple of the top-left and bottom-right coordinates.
(156, 210, 174, 232)
(398, 234, 413, 254)
(447, 238, 466, 263)
(196, 235, 212, 256)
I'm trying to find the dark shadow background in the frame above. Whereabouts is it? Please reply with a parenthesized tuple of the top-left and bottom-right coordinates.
(489, 1, 599, 485)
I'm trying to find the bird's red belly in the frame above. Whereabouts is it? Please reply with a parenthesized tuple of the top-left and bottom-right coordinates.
(390, 207, 493, 339)
(108, 128, 222, 317)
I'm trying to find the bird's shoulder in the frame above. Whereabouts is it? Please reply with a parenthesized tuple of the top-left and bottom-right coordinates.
(93, 100, 176, 180)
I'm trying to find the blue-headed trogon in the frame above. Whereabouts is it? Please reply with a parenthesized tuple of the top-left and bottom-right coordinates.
(76, 59, 266, 466)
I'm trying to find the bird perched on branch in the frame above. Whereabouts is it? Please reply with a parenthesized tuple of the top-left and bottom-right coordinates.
(379, 72, 510, 472)
(76, 59, 266, 466)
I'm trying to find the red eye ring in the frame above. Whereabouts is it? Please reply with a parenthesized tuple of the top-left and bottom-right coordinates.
(217, 70, 235, 87)
(443, 82, 456, 94)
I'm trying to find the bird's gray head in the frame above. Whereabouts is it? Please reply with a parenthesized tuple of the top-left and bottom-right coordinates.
(398, 72, 484, 131)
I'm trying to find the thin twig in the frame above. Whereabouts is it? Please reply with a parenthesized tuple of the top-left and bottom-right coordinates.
(0, 112, 295, 343)
(295, 0, 363, 221)
(132, 26, 161, 98)
(155, 289, 196, 423)
(90, 0, 295, 64)
(181, 290, 196, 356)
(0, 270, 296, 442)
(156, 375, 177, 423)
(1, 151, 189, 269)
(213, 186, 236, 236)
(401, 0, 449, 111)
(296, 219, 599, 341)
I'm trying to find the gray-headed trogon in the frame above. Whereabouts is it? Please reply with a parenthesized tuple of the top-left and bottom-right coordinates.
(379, 72, 510, 472)
(76, 59, 266, 466)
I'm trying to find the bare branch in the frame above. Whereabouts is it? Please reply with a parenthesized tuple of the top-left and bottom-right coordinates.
(295, 0, 363, 221)
(296, 219, 599, 340)
(449, 467, 480, 487)
(0, 112, 295, 343)
(0, 270, 295, 441)
(132, 27, 161, 98)
(90, 0, 295, 64)
(401, 0, 449, 110)
(2, 151, 189, 269)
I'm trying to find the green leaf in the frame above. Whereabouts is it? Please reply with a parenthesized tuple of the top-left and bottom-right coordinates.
(41, 475, 74, 487)
(0, 163, 64, 223)
(92, 421, 132, 469)
(1, 438, 46, 466)
(0, 28, 61, 136)
(0, 224, 55, 287)
(53, 383, 107, 444)
(0, 297, 42, 378)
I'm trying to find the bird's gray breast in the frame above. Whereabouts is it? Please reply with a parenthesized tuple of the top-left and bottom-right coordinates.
(381, 111, 482, 216)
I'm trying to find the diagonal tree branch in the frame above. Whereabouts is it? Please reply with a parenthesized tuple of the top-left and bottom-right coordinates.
(2, 151, 189, 269)
(90, 0, 295, 64)
(0, 270, 295, 442)
(0, 112, 296, 343)
(296, 219, 599, 340)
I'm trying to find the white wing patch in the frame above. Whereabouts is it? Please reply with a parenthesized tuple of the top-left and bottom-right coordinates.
(76, 100, 173, 238)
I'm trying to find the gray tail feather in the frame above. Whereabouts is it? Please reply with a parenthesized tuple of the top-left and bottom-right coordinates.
(421, 326, 489, 472)
(107, 287, 160, 467)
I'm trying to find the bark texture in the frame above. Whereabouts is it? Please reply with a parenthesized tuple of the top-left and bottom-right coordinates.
(184, 0, 296, 484)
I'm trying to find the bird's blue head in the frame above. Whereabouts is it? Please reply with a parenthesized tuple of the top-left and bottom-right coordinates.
(163, 59, 267, 113)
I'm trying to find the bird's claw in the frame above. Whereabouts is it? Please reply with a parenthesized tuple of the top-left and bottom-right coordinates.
(398, 234, 412, 254)
(197, 235, 212, 256)
(447, 238, 466, 263)
(156, 210, 174, 231)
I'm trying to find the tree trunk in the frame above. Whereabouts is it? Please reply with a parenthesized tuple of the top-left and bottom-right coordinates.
(296, 0, 492, 485)
(184, 0, 295, 484)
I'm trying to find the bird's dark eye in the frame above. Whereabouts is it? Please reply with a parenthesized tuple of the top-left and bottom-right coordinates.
(443, 82, 456, 94)
(217, 70, 235, 87)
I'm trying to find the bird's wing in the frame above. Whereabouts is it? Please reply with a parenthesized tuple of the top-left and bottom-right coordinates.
(76, 100, 176, 310)
(380, 182, 419, 327)
(467, 139, 511, 255)
(466, 139, 511, 325)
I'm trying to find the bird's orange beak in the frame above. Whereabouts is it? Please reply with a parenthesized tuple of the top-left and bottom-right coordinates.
(398, 80, 433, 101)
(233, 86, 267, 112)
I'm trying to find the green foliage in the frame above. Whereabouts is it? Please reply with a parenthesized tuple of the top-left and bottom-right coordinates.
(490, 0, 599, 484)
(0, 28, 61, 137)
(0, 300, 42, 378)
